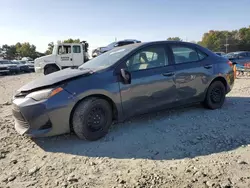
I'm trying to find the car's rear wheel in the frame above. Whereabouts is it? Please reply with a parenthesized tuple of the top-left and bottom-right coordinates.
(72, 97, 112, 141)
(44, 65, 59, 75)
(203, 81, 226, 109)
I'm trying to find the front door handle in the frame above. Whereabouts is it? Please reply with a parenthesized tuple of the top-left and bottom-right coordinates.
(204, 64, 212, 69)
(162, 72, 175, 77)
(70, 58, 73, 61)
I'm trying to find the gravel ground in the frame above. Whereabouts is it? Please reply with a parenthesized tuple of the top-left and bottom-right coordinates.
(1, 73, 250, 188)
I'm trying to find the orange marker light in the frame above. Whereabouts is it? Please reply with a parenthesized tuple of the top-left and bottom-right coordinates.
(49, 87, 63, 97)
(233, 65, 236, 79)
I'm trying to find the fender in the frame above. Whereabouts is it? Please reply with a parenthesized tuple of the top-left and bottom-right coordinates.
(72, 89, 123, 121)
(202, 75, 228, 100)
(43, 62, 61, 70)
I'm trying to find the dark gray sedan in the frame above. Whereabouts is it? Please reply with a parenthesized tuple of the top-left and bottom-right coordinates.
(0, 60, 19, 74)
(11, 61, 30, 73)
(12, 41, 235, 141)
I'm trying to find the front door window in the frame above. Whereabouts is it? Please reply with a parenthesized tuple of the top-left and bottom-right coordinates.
(126, 47, 168, 72)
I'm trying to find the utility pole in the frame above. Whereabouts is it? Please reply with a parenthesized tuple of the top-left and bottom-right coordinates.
(224, 35, 229, 53)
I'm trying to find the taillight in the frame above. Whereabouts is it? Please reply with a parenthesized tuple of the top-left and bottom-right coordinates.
(227, 61, 233, 67)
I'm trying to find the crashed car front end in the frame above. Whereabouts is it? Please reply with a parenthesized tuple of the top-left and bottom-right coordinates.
(12, 87, 76, 137)
(11, 68, 94, 137)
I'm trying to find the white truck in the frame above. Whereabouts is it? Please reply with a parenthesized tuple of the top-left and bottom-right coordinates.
(34, 41, 90, 75)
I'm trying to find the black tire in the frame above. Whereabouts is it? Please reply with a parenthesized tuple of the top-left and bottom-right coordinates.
(72, 97, 112, 141)
(203, 81, 226, 109)
(44, 65, 59, 75)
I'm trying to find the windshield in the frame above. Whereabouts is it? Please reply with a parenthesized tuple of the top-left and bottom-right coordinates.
(225, 52, 240, 58)
(79, 44, 140, 70)
(106, 42, 116, 48)
(11, 61, 20, 64)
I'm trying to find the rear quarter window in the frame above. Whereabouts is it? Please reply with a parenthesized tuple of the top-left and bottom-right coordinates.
(197, 50, 208, 60)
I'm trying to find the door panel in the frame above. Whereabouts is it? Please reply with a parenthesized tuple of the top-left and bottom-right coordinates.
(175, 62, 206, 101)
(170, 45, 209, 102)
(57, 45, 73, 67)
(119, 45, 176, 118)
(119, 66, 176, 117)
(72, 45, 84, 66)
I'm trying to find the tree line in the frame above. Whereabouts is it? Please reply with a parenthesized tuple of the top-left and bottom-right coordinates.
(167, 26, 250, 53)
(1, 26, 250, 60)
(0, 42, 44, 60)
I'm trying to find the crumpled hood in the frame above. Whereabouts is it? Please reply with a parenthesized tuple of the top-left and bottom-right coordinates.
(18, 68, 93, 92)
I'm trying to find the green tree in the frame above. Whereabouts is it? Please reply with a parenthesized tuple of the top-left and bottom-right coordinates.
(167, 37, 182, 41)
(45, 42, 54, 55)
(16, 42, 37, 59)
(198, 27, 250, 52)
(1, 44, 17, 59)
(63, 38, 80, 43)
(238, 26, 250, 51)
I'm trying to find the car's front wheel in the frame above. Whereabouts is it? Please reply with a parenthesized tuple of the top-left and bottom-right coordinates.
(203, 81, 226, 109)
(72, 97, 113, 141)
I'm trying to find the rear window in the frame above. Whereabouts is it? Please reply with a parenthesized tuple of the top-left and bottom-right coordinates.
(116, 41, 134, 47)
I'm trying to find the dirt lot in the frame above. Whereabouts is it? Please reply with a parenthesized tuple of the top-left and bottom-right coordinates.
(1, 73, 250, 188)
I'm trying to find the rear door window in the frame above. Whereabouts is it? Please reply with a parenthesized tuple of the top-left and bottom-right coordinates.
(170, 45, 200, 64)
(197, 50, 208, 60)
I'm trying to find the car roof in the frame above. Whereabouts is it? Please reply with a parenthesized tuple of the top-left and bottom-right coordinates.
(121, 40, 215, 57)
(228, 51, 250, 54)
(134, 41, 205, 49)
(116, 40, 206, 50)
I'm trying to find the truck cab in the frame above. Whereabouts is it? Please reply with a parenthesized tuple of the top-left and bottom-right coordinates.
(35, 41, 89, 75)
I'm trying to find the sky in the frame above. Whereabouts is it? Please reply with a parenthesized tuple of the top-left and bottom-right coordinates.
(1, 0, 250, 53)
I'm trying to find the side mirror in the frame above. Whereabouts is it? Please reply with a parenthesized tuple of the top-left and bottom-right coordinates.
(120, 69, 131, 84)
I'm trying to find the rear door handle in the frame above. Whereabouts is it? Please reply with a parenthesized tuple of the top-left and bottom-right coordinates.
(204, 64, 212, 69)
(162, 72, 175, 77)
